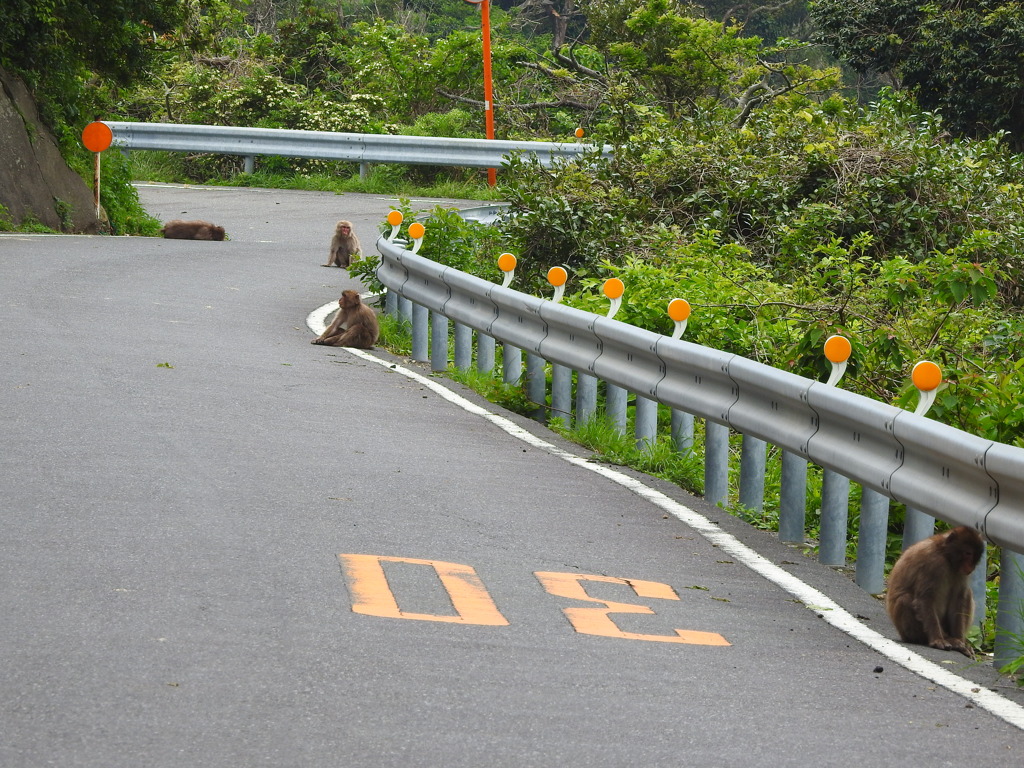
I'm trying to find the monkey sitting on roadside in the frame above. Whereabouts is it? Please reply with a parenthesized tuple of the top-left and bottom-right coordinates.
(312, 290, 379, 349)
(885, 525, 984, 658)
(161, 219, 226, 241)
(323, 220, 361, 268)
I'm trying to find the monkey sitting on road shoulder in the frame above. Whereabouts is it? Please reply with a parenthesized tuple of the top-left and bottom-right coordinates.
(162, 219, 226, 241)
(885, 526, 984, 658)
(323, 220, 361, 268)
(311, 290, 379, 349)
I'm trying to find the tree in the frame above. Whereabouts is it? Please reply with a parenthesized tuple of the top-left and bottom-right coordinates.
(811, 0, 1024, 150)
(0, 0, 184, 131)
(580, 0, 838, 129)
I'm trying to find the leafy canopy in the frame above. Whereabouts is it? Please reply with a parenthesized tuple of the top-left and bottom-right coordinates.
(811, 0, 1024, 149)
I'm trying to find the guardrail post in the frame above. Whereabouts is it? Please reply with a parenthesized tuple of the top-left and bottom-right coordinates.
(398, 296, 413, 323)
(551, 364, 572, 425)
(576, 373, 598, 423)
(431, 311, 449, 372)
(738, 436, 766, 513)
(385, 288, 399, 316)
(601, 278, 629, 434)
(902, 507, 935, 550)
(902, 361, 944, 551)
(496, 253, 519, 383)
(671, 410, 694, 451)
(818, 336, 853, 565)
(704, 421, 729, 508)
(994, 548, 1024, 669)
(667, 300, 695, 453)
(412, 303, 428, 362)
(454, 323, 472, 370)
(971, 545, 987, 630)
(478, 334, 496, 373)
(546, 268, 571, 425)
(360, 162, 371, 180)
(779, 450, 808, 542)
(635, 397, 657, 450)
(854, 488, 889, 594)
(503, 344, 522, 384)
(819, 472, 851, 565)
(526, 353, 546, 420)
(244, 155, 255, 174)
(606, 383, 627, 434)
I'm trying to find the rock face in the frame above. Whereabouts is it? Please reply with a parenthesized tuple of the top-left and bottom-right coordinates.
(0, 65, 99, 233)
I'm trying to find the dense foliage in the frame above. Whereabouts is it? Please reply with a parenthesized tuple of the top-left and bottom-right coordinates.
(0, 0, 184, 141)
(416, 90, 1024, 446)
(811, 0, 1024, 150)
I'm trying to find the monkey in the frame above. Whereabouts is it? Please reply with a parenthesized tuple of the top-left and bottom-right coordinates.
(323, 220, 361, 268)
(161, 219, 226, 241)
(885, 525, 984, 658)
(312, 290, 379, 349)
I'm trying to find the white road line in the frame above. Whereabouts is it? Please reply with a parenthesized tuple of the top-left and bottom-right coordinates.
(307, 303, 1024, 731)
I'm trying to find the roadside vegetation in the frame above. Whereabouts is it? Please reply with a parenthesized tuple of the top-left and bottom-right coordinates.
(5, 0, 1024, 666)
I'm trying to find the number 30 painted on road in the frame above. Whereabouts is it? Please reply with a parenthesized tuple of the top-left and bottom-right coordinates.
(338, 554, 729, 647)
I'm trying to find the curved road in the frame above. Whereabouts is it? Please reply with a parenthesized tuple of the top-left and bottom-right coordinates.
(1, 183, 1022, 767)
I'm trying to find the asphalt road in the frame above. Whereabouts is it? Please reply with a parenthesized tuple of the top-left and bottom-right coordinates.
(2, 183, 1023, 767)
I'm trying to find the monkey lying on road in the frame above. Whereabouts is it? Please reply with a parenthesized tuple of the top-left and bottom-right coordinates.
(162, 219, 226, 241)
(312, 290, 379, 349)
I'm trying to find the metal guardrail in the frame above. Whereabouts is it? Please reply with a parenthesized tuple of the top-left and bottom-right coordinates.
(376, 235, 1024, 549)
(100, 121, 607, 173)
(376, 233, 1024, 666)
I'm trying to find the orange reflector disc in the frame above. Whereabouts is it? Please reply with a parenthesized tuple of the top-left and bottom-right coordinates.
(82, 122, 113, 153)
(668, 298, 691, 322)
(603, 278, 624, 300)
(547, 267, 568, 286)
(497, 252, 517, 272)
(824, 335, 852, 364)
(912, 360, 942, 392)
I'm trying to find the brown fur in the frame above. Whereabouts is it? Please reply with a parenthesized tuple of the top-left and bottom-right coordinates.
(885, 526, 984, 658)
(323, 220, 361, 268)
(162, 219, 226, 241)
(312, 290, 379, 349)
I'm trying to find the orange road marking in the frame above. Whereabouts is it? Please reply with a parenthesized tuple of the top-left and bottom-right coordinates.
(535, 572, 730, 645)
(339, 554, 509, 626)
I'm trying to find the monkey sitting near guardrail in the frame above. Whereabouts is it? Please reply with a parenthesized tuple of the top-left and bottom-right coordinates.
(161, 219, 226, 241)
(885, 526, 984, 658)
(323, 220, 360, 268)
(311, 290, 378, 349)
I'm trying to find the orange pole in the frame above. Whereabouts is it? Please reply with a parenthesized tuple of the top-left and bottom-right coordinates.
(481, 0, 496, 186)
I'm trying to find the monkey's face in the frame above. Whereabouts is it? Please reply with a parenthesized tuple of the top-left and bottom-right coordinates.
(960, 552, 981, 574)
